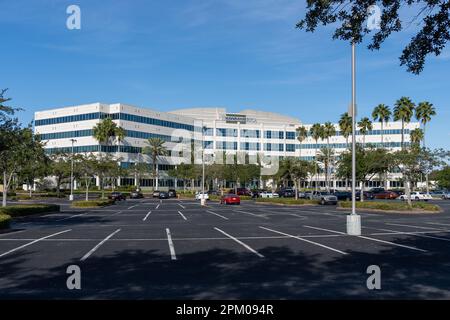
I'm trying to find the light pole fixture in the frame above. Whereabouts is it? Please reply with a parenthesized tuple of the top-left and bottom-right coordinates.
(346, 41, 362, 236)
(69, 138, 77, 201)
(201, 124, 206, 206)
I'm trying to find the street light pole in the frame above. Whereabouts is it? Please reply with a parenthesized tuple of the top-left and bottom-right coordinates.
(201, 125, 206, 206)
(347, 41, 361, 235)
(69, 138, 77, 201)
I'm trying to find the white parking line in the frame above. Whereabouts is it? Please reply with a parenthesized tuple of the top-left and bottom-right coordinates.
(112, 211, 123, 215)
(143, 211, 151, 221)
(427, 222, 450, 227)
(57, 212, 88, 221)
(233, 210, 269, 219)
(304, 225, 427, 252)
(178, 211, 187, 220)
(155, 204, 160, 210)
(206, 210, 229, 220)
(166, 228, 177, 260)
(128, 205, 138, 210)
(363, 226, 450, 242)
(214, 227, 264, 258)
(386, 223, 449, 231)
(178, 203, 186, 209)
(80, 229, 121, 261)
(0, 229, 72, 258)
(260, 226, 347, 255)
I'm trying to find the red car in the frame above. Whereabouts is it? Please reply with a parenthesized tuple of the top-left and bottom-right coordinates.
(236, 188, 251, 196)
(221, 194, 241, 205)
(374, 191, 399, 200)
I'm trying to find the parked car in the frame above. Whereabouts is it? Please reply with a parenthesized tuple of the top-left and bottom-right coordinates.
(208, 190, 220, 196)
(297, 191, 307, 199)
(195, 192, 209, 200)
(442, 191, 450, 200)
(130, 191, 144, 199)
(333, 191, 352, 201)
(108, 192, 126, 201)
(310, 191, 338, 205)
(259, 191, 279, 198)
(251, 189, 263, 198)
(152, 190, 161, 198)
(277, 188, 295, 198)
(159, 191, 170, 199)
(236, 188, 252, 196)
(220, 194, 241, 205)
(390, 190, 405, 197)
(369, 187, 386, 194)
(399, 192, 433, 201)
(374, 191, 399, 200)
(168, 189, 177, 198)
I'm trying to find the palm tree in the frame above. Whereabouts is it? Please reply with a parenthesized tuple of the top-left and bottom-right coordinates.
(394, 97, 415, 149)
(339, 113, 352, 148)
(415, 101, 436, 148)
(415, 101, 436, 194)
(142, 138, 168, 191)
(296, 126, 308, 159)
(372, 104, 391, 147)
(309, 123, 324, 191)
(410, 128, 424, 148)
(322, 122, 336, 191)
(357, 117, 373, 147)
(316, 147, 335, 193)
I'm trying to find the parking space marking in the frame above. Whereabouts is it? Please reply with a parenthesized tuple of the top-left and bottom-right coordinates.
(155, 204, 160, 210)
(178, 211, 187, 220)
(259, 226, 347, 255)
(57, 212, 89, 221)
(112, 211, 123, 215)
(178, 203, 186, 209)
(128, 205, 138, 210)
(386, 223, 449, 232)
(304, 225, 427, 252)
(166, 228, 177, 260)
(233, 210, 269, 220)
(80, 229, 121, 261)
(214, 227, 264, 258)
(206, 210, 229, 220)
(363, 226, 450, 242)
(143, 211, 152, 221)
(0, 229, 72, 258)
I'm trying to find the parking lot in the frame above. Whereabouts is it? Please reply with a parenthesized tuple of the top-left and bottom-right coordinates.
(1, 198, 450, 299)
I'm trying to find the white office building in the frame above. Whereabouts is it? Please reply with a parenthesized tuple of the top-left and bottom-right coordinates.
(34, 103, 419, 190)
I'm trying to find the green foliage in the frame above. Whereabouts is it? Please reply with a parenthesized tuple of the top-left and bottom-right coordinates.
(92, 117, 124, 145)
(256, 198, 320, 205)
(72, 200, 115, 207)
(0, 204, 60, 216)
(433, 166, 450, 189)
(0, 214, 11, 229)
(339, 201, 440, 212)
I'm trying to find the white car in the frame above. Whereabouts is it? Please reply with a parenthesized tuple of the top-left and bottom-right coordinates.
(259, 191, 279, 198)
(195, 192, 209, 200)
(399, 192, 433, 201)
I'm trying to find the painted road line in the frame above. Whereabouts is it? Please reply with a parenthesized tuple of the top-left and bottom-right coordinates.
(80, 229, 121, 261)
(260, 226, 347, 255)
(214, 227, 264, 258)
(178, 211, 187, 220)
(57, 212, 89, 221)
(128, 205, 138, 210)
(166, 228, 177, 260)
(233, 210, 269, 220)
(427, 222, 450, 227)
(143, 211, 152, 221)
(386, 223, 449, 232)
(112, 211, 123, 216)
(178, 203, 186, 209)
(0, 229, 72, 258)
(206, 210, 229, 220)
(304, 225, 427, 252)
(155, 204, 160, 210)
(363, 226, 450, 242)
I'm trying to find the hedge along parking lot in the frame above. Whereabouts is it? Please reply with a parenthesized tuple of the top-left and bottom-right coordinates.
(255, 198, 320, 205)
(71, 200, 115, 208)
(0, 204, 60, 217)
(338, 201, 441, 213)
(0, 214, 11, 229)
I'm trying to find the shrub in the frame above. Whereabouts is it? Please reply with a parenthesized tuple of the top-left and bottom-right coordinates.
(72, 200, 115, 207)
(0, 204, 60, 217)
(0, 214, 11, 229)
(338, 201, 440, 212)
(256, 198, 320, 205)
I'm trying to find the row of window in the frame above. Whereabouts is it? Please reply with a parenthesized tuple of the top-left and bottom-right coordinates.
(35, 112, 195, 131)
(120, 162, 175, 171)
(299, 142, 408, 149)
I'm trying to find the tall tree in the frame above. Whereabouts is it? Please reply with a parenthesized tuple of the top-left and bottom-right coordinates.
(322, 122, 336, 191)
(372, 104, 391, 146)
(296, 126, 308, 159)
(338, 113, 352, 148)
(357, 117, 373, 147)
(394, 97, 415, 149)
(297, 1, 450, 74)
(142, 138, 168, 190)
(410, 128, 425, 148)
(309, 123, 324, 190)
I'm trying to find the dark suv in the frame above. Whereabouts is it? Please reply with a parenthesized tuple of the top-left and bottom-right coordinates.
(108, 192, 126, 201)
(236, 188, 251, 196)
(168, 189, 177, 198)
(277, 188, 295, 198)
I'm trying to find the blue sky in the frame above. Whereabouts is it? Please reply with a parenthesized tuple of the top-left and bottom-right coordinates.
(1, 0, 449, 149)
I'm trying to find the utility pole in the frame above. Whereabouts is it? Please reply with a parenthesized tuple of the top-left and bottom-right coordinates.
(201, 125, 206, 206)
